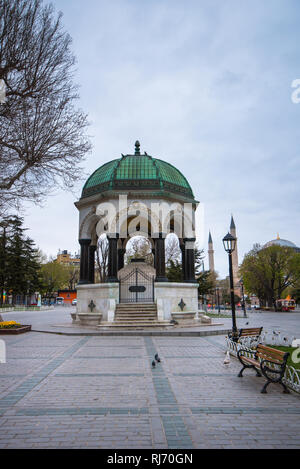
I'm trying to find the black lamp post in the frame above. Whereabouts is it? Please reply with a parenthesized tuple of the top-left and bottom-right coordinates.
(201, 261, 207, 312)
(216, 286, 221, 314)
(239, 277, 247, 318)
(223, 232, 238, 341)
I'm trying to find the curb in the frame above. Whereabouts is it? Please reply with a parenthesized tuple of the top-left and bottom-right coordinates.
(30, 328, 231, 337)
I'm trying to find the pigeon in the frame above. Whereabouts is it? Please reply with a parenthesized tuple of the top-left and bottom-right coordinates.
(245, 322, 249, 325)
(152, 360, 156, 368)
(154, 353, 161, 363)
(223, 351, 230, 365)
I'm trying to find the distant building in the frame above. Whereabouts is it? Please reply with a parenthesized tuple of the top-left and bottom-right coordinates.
(250, 294, 260, 307)
(56, 249, 80, 266)
(57, 290, 77, 304)
(263, 234, 300, 253)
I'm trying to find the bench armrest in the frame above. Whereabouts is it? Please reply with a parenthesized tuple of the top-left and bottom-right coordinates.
(260, 359, 287, 382)
(237, 347, 257, 366)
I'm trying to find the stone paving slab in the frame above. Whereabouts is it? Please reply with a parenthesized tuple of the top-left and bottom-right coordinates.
(0, 331, 300, 448)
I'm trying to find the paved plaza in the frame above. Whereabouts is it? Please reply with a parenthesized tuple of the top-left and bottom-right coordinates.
(0, 309, 300, 449)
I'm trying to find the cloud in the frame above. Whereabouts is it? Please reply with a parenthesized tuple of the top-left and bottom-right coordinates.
(22, 0, 300, 277)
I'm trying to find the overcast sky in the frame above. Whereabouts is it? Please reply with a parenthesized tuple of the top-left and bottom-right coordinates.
(23, 0, 300, 278)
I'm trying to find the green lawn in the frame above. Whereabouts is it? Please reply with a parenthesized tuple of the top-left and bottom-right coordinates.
(205, 312, 248, 319)
(268, 345, 300, 370)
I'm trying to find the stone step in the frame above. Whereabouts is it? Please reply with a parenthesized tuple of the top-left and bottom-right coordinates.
(98, 322, 171, 329)
(114, 301, 159, 327)
(116, 309, 157, 313)
(116, 306, 156, 309)
(115, 319, 158, 323)
(116, 303, 156, 308)
(115, 312, 157, 318)
(116, 305, 157, 310)
(115, 312, 157, 316)
(116, 307, 157, 310)
(115, 312, 157, 315)
(118, 302, 156, 305)
(115, 314, 157, 321)
(116, 310, 157, 316)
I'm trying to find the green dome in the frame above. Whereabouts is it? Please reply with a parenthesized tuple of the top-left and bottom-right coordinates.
(81, 141, 195, 201)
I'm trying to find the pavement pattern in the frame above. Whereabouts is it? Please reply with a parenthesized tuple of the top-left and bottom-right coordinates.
(0, 328, 300, 449)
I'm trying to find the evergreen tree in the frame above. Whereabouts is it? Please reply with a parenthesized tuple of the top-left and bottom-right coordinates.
(0, 215, 41, 304)
(0, 216, 14, 304)
(194, 246, 205, 276)
(166, 260, 182, 282)
(197, 270, 216, 298)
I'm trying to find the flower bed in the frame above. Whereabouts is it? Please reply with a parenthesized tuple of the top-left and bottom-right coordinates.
(0, 321, 31, 334)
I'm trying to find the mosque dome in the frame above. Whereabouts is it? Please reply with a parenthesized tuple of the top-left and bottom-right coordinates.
(263, 235, 298, 249)
(81, 141, 195, 201)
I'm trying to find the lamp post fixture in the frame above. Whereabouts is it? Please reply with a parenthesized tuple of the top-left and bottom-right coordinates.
(223, 232, 238, 341)
(239, 277, 247, 318)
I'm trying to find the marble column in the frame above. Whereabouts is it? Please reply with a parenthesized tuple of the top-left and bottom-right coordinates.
(183, 238, 196, 282)
(107, 234, 118, 282)
(88, 245, 97, 284)
(180, 242, 186, 281)
(78, 239, 91, 284)
(118, 248, 126, 270)
(154, 233, 168, 282)
(152, 248, 156, 271)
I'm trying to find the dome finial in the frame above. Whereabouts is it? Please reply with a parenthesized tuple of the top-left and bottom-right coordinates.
(135, 140, 140, 155)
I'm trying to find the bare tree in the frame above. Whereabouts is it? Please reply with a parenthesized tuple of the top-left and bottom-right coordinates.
(96, 235, 108, 283)
(66, 265, 79, 290)
(165, 234, 181, 266)
(126, 236, 153, 265)
(0, 0, 91, 211)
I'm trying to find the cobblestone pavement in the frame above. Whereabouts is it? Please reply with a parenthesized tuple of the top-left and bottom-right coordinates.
(0, 330, 300, 449)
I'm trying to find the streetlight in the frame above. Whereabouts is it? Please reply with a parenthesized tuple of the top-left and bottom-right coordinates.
(223, 232, 238, 341)
(26, 280, 30, 307)
(201, 260, 207, 312)
(239, 277, 247, 318)
(216, 286, 221, 314)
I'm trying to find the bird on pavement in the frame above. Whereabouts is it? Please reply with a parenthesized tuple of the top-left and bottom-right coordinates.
(154, 353, 161, 362)
(152, 360, 156, 368)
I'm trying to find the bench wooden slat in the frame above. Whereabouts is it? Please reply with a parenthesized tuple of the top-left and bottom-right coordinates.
(256, 344, 287, 359)
(241, 357, 259, 367)
(256, 355, 282, 364)
(239, 327, 263, 338)
(240, 332, 260, 337)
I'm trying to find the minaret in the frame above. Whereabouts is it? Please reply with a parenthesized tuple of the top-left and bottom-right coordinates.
(208, 231, 215, 272)
(230, 215, 239, 294)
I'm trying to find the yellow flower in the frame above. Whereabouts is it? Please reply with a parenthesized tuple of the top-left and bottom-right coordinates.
(0, 320, 21, 328)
